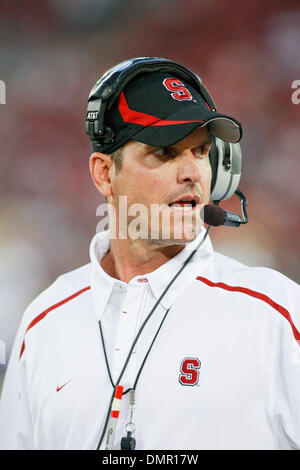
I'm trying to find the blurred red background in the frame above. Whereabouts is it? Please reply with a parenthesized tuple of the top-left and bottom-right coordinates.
(0, 0, 299, 384)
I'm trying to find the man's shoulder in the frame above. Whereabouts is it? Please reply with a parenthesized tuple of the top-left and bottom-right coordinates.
(22, 263, 92, 326)
(212, 250, 299, 292)
(193, 250, 300, 335)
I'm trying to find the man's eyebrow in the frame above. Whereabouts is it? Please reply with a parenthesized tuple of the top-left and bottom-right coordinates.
(147, 136, 212, 151)
(171, 137, 212, 148)
(197, 137, 212, 146)
(170, 137, 212, 149)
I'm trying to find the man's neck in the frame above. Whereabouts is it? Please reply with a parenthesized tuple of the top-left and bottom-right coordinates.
(100, 238, 185, 283)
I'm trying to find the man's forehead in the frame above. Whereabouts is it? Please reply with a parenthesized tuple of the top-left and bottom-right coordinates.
(141, 127, 212, 150)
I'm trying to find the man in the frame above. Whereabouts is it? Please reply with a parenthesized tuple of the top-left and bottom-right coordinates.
(0, 57, 299, 450)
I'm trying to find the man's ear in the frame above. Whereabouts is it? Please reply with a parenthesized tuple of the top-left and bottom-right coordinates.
(89, 152, 114, 197)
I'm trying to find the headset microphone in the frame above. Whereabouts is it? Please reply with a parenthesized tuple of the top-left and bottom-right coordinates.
(203, 205, 242, 227)
(202, 189, 248, 228)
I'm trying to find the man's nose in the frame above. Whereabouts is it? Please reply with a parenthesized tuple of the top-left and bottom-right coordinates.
(177, 150, 201, 184)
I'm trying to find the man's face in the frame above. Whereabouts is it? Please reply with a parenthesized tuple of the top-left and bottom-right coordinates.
(109, 126, 212, 244)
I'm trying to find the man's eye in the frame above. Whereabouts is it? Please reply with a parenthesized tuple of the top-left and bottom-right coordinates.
(193, 146, 210, 158)
(154, 147, 171, 157)
(154, 148, 165, 156)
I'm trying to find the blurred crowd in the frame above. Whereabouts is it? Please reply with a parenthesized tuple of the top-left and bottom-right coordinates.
(0, 0, 299, 385)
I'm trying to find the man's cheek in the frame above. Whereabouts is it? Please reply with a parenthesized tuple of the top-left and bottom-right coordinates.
(130, 180, 145, 199)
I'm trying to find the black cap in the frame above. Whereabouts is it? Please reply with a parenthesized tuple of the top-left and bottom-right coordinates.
(94, 71, 242, 154)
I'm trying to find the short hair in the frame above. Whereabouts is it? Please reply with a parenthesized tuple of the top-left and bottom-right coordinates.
(110, 147, 123, 174)
(105, 147, 123, 202)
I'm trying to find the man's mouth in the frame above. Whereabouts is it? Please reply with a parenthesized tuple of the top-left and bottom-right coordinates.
(168, 194, 201, 210)
(169, 201, 196, 209)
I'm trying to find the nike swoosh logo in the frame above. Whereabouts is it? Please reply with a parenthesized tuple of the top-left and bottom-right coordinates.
(56, 379, 73, 392)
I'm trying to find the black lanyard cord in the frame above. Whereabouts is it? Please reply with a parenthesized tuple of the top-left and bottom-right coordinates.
(98, 321, 114, 389)
(96, 306, 170, 449)
(131, 305, 171, 391)
(96, 226, 211, 450)
(98, 305, 171, 394)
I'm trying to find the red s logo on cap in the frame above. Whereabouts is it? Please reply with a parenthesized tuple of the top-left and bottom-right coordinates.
(163, 78, 192, 101)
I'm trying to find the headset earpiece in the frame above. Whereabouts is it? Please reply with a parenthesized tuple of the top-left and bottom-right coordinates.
(209, 138, 242, 201)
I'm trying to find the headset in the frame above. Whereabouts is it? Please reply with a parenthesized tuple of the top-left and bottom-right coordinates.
(85, 57, 243, 203)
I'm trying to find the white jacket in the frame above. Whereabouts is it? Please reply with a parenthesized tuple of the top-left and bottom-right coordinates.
(0, 229, 299, 450)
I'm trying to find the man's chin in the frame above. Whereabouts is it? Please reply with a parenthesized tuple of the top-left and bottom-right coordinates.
(149, 224, 203, 245)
